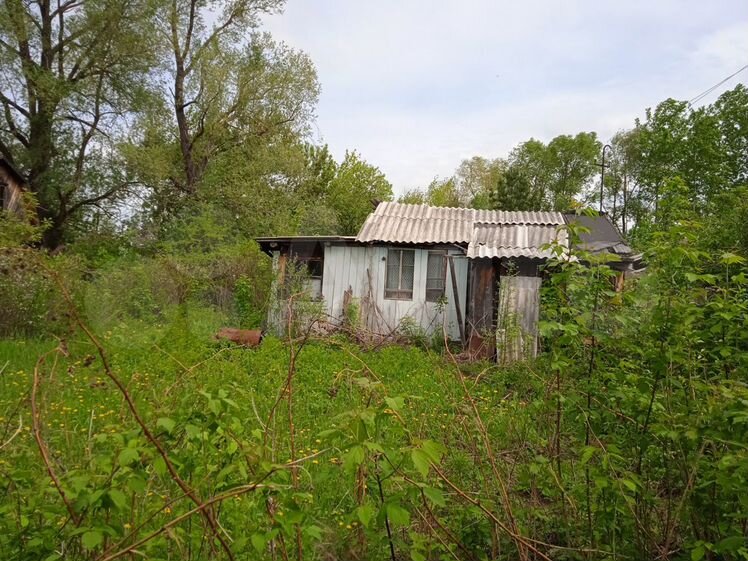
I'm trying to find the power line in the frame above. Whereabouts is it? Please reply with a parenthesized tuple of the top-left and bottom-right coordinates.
(688, 63, 748, 106)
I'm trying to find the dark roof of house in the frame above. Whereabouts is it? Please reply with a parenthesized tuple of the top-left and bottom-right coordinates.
(562, 213, 636, 255)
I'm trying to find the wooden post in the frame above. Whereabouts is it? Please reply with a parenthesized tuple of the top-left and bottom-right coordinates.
(447, 255, 466, 346)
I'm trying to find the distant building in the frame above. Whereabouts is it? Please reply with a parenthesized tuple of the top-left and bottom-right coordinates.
(258, 202, 643, 362)
(0, 157, 28, 218)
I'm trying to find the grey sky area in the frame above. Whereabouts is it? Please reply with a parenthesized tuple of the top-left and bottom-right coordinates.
(264, 1, 748, 195)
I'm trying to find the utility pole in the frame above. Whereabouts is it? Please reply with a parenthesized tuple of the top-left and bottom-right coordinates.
(622, 173, 628, 235)
(598, 144, 612, 214)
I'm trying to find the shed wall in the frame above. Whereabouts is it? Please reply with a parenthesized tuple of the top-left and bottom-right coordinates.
(0, 167, 25, 216)
(496, 276, 541, 364)
(321, 245, 467, 341)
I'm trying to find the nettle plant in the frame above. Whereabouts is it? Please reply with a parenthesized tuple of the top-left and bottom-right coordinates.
(317, 373, 450, 561)
(536, 214, 748, 560)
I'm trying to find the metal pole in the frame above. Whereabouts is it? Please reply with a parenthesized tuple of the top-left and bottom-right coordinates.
(600, 144, 611, 213)
(622, 173, 628, 235)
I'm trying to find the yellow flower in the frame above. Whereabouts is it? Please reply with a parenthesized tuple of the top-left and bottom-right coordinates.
(124, 523, 132, 529)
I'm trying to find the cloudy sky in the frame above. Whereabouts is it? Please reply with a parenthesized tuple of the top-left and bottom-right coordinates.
(264, 1, 748, 196)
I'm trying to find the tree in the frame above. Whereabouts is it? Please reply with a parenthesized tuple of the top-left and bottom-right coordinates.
(507, 138, 552, 208)
(294, 143, 339, 234)
(601, 129, 643, 234)
(711, 84, 748, 188)
(327, 151, 393, 235)
(423, 177, 461, 207)
(0, 0, 155, 248)
(490, 165, 544, 211)
(545, 132, 600, 211)
(398, 189, 426, 205)
(125, 27, 320, 228)
(620, 85, 748, 237)
(453, 156, 504, 209)
(631, 99, 691, 216)
(158, 0, 292, 194)
(505, 134, 599, 211)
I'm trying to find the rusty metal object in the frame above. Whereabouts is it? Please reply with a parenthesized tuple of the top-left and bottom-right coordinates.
(215, 328, 263, 347)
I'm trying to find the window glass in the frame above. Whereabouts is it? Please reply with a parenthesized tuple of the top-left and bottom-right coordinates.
(426, 251, 446, 302)
(385, 249, 415, 299)
(386, 249, 400, 290)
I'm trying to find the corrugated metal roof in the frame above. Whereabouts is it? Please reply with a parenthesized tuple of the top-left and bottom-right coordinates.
(356, 202, 565, 244)
(467, 223, 568, 259)
(562, 213, 636, 255)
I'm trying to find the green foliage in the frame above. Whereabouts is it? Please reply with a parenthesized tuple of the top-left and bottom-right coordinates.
(424, 176, 461, 207)
(0, 249, 81, 337)
(490, 164, 544, 211)
(84, 242, 272, 332)
(398, 188, 427, 205)
(408, 133, 601, 213)
(619, 85, 748, 248)
(2, 219, 748, 560)
(0, 0, 157, 248)
(506, 132, 601, 211)
(536, 213, 748, 559)
(0, 209, 42, 248)
(326, 151, 394, 234)
(453, 156, 505, 209)
(1, 3, 747, 558)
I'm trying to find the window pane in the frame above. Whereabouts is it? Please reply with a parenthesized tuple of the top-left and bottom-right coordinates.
(401, 249, 415, 290)
(385, 249, 414, 299)
(401, 263, 414, 290)
(386, 250, 400, 289)
(426, 252, 446, 302)
(426, 252, 445, 288)
(306, 259, 323, 278)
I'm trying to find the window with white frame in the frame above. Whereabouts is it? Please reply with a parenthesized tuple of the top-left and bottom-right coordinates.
(385, 249, 415, 299)
(426, 250, 447, 302)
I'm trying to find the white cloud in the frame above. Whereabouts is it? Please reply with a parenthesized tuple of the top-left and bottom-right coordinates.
(264, 0, 748, 195)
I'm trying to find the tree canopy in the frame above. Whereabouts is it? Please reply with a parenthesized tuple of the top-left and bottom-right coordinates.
(1, 1, 746, 254)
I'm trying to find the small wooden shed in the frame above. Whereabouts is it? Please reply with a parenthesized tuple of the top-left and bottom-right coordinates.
(0, 157, 28, 218)
(258, 202, 642, 361)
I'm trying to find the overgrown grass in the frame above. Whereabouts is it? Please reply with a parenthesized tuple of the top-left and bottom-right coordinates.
(0, 310, 524, 560)
(2, 232, 747, 561)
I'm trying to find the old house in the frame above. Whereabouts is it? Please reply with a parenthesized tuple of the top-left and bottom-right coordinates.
(257, 202, 642, 360)
(0, 157, 28, 218)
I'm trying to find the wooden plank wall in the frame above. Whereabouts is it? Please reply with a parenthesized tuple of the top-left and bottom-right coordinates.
(0, 167, 25, 216)
(496, 276, 541, 364)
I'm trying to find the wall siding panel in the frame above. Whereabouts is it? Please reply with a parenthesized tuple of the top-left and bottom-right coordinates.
(319, 244, 467, 340)
(496, 276, 541, 363)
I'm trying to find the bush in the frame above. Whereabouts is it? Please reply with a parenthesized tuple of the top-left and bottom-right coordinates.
(0, 248, 82, 337)
(83, 242, 273, 332)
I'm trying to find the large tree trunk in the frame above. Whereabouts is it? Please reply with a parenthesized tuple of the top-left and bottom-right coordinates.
(174, 61, 198, 194)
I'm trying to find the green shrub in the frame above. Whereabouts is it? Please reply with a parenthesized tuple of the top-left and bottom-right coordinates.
(0, 248, 82, 337)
